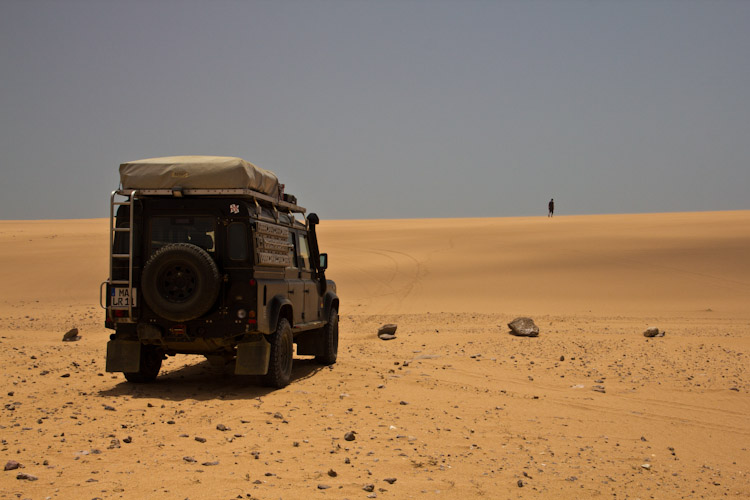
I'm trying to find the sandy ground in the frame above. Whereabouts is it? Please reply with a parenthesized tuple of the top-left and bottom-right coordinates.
(0, 211, 748, 499)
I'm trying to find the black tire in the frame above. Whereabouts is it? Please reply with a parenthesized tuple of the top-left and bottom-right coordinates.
(141, 243, 220, 322)
(315, 308, 338, 365)
(123, 345, 163, 383)
(261, 318, 293, 388)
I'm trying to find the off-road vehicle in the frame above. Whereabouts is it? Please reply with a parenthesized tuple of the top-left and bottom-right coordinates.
(101, 156, 339, 388)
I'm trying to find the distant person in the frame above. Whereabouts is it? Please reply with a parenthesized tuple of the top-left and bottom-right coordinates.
(548, 198, 554, 218)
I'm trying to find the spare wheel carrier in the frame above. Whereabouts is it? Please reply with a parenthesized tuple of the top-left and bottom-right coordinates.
(141, 243, 220, 322)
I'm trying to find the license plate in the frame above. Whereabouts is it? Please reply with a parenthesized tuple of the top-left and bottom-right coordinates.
(111, 287, 137, 307)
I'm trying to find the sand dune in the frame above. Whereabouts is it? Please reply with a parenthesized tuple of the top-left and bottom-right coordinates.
(325, 211, 750, 317)
(1, 211, 748, 499)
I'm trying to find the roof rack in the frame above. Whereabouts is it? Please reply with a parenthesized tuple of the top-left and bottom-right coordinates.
(116, 188, 306, 214)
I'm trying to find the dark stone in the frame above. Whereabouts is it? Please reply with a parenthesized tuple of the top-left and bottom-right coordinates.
(643, 327, 665, 338)
(344, 431, 356, 441)
(378, 324, 397, 336)
(508, 317, 540, 337)
(4, 460, 21, 471)
(384, 478, 397, 484)
(62, 328, 81, 342)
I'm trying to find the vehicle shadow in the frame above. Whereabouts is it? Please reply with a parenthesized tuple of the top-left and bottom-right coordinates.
(97, 357, 326, 402)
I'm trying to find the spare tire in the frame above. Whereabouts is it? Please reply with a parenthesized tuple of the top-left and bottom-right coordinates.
(141, 243, 220, 322)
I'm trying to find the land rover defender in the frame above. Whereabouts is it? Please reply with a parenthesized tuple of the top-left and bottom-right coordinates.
(101, 156, 339, 388)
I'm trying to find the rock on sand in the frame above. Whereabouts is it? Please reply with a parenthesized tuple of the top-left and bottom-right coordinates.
(508, 317, 539, 337)
(643, 327, 665, 338)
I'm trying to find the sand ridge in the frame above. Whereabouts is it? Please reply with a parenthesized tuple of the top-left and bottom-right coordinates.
(0, 211, 748, 499)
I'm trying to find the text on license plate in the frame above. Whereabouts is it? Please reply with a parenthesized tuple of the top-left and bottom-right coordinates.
(111, 287, 137, 307)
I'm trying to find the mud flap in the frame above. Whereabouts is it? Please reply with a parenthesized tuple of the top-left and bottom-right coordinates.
(106, 339, 141, 373)
(295, 331, 324, 357)
(235, 335, 271, 375)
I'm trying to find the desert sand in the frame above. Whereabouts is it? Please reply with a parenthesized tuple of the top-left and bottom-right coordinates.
(1, 211, 749, 499)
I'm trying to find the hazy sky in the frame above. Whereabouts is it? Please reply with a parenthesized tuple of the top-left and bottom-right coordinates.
(1, 0, 748, 220)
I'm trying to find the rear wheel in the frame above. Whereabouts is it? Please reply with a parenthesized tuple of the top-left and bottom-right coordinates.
(123, 345, 163, 383)
(261, 318, 293, 388)
(315, 308, 338, 365)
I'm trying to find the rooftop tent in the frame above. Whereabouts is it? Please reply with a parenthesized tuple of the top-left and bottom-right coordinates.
(119, 156, 280, 196)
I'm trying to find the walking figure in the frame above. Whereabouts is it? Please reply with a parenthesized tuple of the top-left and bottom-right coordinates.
(548, 198, 554, 218)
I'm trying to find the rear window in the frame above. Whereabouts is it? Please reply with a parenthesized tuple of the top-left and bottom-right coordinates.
(150, 216, 215, 254)
(228, 222, 248, 261)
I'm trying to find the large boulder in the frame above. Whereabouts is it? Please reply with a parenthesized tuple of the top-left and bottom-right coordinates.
(508, 317, 539, 337)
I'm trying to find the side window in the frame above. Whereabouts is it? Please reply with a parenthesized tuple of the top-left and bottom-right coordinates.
(227, 222, 248, 261)
(288, 233, 299, 269)
(298, 234, 311, 271)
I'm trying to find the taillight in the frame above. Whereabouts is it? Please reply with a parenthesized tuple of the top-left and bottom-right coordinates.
(170, 324, 187, 336)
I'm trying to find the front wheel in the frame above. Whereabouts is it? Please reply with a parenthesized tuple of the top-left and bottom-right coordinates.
(315, 308, 338, 365)
(261, 318, 293, 388)
(124, 345, 163, 383)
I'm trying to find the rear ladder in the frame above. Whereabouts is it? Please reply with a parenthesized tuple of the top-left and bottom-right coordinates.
(101, 190, 137, 322)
